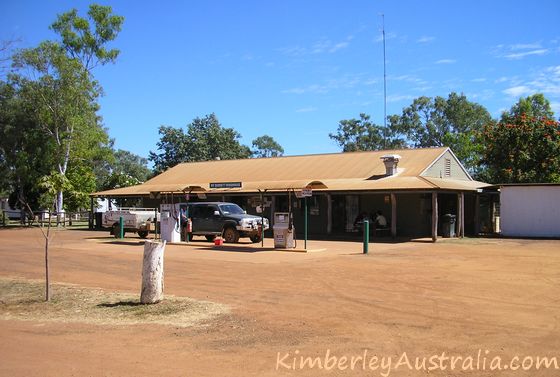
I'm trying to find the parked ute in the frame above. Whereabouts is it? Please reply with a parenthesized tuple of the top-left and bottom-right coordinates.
(102, 208, 157, 239)
(187, 202, 269, 243)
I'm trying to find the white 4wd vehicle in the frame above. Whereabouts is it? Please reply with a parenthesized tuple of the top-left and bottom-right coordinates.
(102, 208, 157, 238)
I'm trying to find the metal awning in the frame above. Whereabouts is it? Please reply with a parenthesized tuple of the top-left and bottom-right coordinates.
(92, 184, 207, 197)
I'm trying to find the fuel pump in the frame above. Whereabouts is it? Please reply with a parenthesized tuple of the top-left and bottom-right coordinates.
(160, 203, 181, 242)
(273, 190, 296, 248)
(160, 192, 190, 243)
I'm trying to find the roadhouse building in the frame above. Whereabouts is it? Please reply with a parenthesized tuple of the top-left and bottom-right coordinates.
(93, 147, 492, 240)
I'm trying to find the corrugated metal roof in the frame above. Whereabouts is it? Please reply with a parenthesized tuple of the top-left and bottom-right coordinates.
(92, 147, 488, 196)
(420, 177, 491, 191)
(147, 147, 446, 183)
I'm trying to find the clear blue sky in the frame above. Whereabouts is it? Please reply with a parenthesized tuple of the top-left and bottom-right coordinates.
(1, 0, 559, 161)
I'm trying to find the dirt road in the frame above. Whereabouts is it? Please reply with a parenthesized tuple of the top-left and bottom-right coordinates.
(1, 228, 559, 376)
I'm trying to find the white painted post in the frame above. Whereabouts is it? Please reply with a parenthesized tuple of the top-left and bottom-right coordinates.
(140, 240, 166, 304)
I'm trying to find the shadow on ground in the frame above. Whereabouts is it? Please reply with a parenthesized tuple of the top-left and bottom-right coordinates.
(97, 301, 143, 308)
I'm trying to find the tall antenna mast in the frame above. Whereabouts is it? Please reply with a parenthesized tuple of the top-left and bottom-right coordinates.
(381, 13, 387, 149)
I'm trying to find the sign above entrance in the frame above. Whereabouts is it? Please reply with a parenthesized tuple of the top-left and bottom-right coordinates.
(209, 182, 242, 189)
(295, 189, 313, 198)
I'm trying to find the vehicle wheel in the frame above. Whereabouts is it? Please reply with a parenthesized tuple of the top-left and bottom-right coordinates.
(112, 223, 124, 238)
(205, 235, 216, 242)
(138, 230, 149, 239)
(250, 234, 262, 243)
(222, 227, 240, 243)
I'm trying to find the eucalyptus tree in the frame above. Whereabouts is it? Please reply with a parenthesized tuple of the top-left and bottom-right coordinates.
(9, 4, 123, 213)
(150, 114, 252, 174)
(252, 135, 284, 158)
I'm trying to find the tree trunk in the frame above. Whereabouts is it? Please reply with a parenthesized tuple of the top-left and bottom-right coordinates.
(45, 236, 50, 301)
(57, 155, 68, 225)
(56, 191, 63, 225)
(140, 240, 166, 304)
(17, 184, 26, 225)
(44, 210, 53, 302)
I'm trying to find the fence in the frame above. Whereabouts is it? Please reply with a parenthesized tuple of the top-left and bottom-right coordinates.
(1, 210, 92, 228)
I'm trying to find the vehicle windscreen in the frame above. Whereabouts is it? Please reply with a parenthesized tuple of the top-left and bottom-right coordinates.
(219, 204, 245, 215)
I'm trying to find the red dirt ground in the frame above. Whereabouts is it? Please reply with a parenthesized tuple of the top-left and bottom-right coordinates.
(0, 228, 559, 376)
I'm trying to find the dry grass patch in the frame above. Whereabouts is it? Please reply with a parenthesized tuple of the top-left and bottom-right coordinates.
(0, 277, 228, 327)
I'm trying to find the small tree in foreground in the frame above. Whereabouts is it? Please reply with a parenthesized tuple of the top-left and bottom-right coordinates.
(37, 172, 73, 301)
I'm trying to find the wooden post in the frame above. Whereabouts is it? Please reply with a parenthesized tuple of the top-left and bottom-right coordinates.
(431, 192, 438, 242)
(458, 192, 465, 238)
(390, 193, 397, 238)
(304, 197, 308, 249)
(456, 194, 461, 238)
(140, 240, 166, 304)
(326, 193, 332, 234)
(154, 207, 158, 240)
(89, 197, 94, 230)
(474, 194, 480, 235)
(461, 193, 465, 237)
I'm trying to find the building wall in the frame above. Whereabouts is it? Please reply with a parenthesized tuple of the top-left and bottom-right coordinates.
(500, 186, 560, 238)
(423, 150, 470, 180)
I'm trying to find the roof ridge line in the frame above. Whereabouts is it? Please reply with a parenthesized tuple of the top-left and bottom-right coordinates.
(171, 146, 449, 166)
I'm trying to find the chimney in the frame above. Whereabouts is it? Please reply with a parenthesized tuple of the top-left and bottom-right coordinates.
(381, 154, 401, 176)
